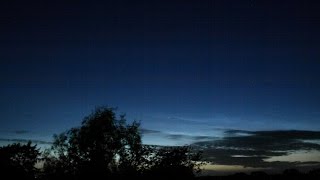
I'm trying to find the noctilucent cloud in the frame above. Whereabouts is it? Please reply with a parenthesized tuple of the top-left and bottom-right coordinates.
(1, 0, 320, 174)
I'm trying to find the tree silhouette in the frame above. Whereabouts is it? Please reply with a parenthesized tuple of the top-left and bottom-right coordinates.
(309, 168, 320, 176)
(147, 146, 203, 178)
(43, 107, 146, 179)
(42, 106, 202, 179)
(283, 168, 302, 176)
(0, 141, 40, 180)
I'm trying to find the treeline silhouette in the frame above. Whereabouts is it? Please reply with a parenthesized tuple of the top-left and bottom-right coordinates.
(1, 107, 320, 179)
(199, 169, 320, 180)
(0, 107, 202, 179)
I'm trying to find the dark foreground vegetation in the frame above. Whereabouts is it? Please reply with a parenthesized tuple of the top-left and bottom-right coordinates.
(1, 107, 320, 179)
(0, 107, 202, 179)
(199, 169, 320, 180)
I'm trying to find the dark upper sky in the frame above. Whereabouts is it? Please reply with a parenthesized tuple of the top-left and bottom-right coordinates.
(1, 0, 320, 146)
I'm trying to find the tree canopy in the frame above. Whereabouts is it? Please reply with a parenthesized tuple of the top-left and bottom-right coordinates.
(42, 106, 202, 179)
(0, 141, 40, 179)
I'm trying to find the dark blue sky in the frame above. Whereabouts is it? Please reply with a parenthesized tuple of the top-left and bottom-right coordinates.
(1, 0, 320, 147)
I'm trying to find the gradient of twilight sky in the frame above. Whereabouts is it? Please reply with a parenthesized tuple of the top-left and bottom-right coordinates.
(1, 0, 320, 174)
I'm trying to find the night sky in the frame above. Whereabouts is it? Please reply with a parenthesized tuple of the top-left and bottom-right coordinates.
(1, 0, 320, 175)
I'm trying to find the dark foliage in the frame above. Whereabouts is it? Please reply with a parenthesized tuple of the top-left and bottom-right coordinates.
(0, 141, 40, 180)
(198, 169, 320, 180)
(146, 146, 203, 178)
(40, 106, 201, 179)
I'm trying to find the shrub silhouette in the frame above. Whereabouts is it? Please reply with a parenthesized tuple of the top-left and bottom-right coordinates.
(42, 106, 202, 179)
(283, 168, 302, 176)
(0, 141, 40, 180)
(147, 146, 203, 178)
(309, 168, 320, 176)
